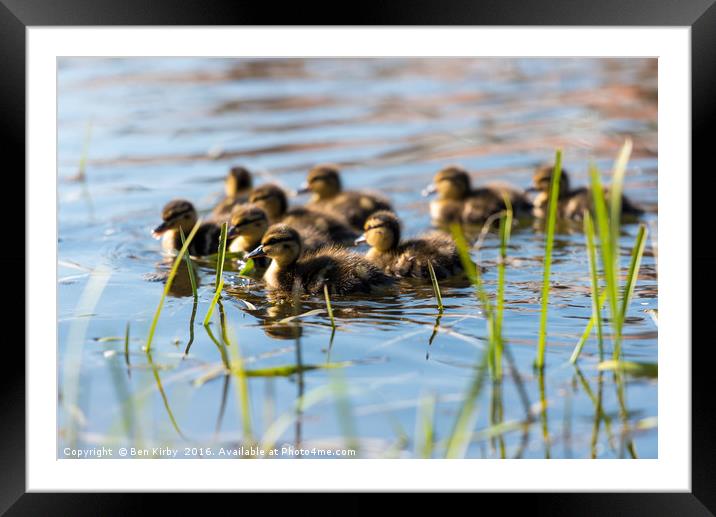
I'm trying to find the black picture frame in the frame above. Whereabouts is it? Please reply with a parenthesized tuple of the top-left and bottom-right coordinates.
(3, 0, 712, 512)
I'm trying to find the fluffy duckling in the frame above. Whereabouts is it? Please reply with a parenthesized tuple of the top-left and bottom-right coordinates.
(423, 165, 532, 225)
(530, 165, 644, 221)
(226, 204, 325, 269)
(356, 211, 464, 280)
(249, 183, 358, 245)
(298, 164, 393, 230)
(211, 166, 253, 220)
(246, 224, 395, 295)
(152, 199, 221, 256)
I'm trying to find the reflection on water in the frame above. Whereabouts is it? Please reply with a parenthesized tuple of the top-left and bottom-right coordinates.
(58, 58, 657, 459)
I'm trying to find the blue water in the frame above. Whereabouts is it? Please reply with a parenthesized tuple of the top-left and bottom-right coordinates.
(58, 58, 657, 459)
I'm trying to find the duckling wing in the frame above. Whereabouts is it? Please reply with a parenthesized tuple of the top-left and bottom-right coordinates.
(564, 187, 591, 220)
(190, 223, 222, 257)
(482, 182, 533, 217)
(300, 248, 393, 295)
(394, 237, 462, 279)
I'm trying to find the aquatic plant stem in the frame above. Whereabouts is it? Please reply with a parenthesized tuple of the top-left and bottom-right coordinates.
(536, 149, 562, 370)
(145, 220, 201, 353)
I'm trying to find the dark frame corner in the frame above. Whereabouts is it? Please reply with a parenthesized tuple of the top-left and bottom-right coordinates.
(4, 0, 713, 513)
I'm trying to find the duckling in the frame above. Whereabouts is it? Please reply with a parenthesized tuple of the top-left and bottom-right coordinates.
(249, 183, 358, 245)
(211, 166, 253, 221)
(152, 199, 221, 256)
(298, 164, 393, 230)
(246, 224, 395, 295)
(226, 204, 326, 270)
(423, 165, 533, 226)
(530, 165, 644, 221)
(355, 211, 464, 280)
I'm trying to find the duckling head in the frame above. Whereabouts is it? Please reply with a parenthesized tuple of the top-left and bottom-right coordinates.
(298, 164, 342, 200)
(225, 166, 252, 198)
(152, 199, 198, 239)
(531, 165, 571, 198)
(249, 184, 288, 221)
(356, 210, 401, 252)
(247, 224, 302, 267)
(227, 204, 269, 251)
(423, 166, 471, 201)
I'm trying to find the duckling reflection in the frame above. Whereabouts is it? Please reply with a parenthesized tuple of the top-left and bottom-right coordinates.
(356, 211, 465, 280)
(297, 164, 392, 230)
(249, 184, 358, 245)
(145, 259, 201, 298)
(152, 199, 221, 256)
(530, 164, 644, 222)
(211, 166, 253, 221)
(246, 225, 395, 296)
(423, 165, 533, 226)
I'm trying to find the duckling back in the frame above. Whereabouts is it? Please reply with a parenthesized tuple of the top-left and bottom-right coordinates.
(268, 246, 395, 295)
(312, 191, 392, 231)
(370, 232, 464, 280)
(284, 207, 358, 246)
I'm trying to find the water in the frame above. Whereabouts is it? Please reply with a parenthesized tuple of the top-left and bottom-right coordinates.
(58, 58, 658, 459)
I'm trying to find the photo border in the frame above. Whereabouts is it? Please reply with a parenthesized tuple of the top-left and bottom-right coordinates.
(4, 0, 712, 511)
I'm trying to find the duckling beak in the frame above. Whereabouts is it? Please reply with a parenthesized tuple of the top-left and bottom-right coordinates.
(227, 225, 241, 239)
(152, 221, 170, 239)
(525, 186, 539, 193)
(421, 183, 437, 197)
(246, 245, 266, 259)
(296, 182, 311, 195)
(354, 234, 367, 246)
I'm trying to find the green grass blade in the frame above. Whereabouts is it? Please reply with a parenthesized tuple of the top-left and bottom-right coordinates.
(145, 220, 201, 353)
(590, 163, 620, 349)
(609, 138, 632, 254)
(569, 288, 607, 364)
(225, 325, 253, 444)
(202, 279, 225, 327)
(616, 224, 648, 359)
(239, 258, 255, 276)
(124, 322, 131, 374)
(215, 222, 228, 286)
(450, 223, 491, 319)
(494, 198, 513, 379)
(427, 261, 444, 313)
(179, 227, 198, 297)
(416, 392, 436, 458)
(598, 360, 657, 379)
(146, 351, 184, 438)
(536, 149, 562, 370)
(445, 350, 490, 458)
(323, 284, 336, 328)
(202, 222, 229, 327)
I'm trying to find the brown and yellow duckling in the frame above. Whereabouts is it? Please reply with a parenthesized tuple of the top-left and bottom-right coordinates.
(152, 199, 221, 256)
(355, 211, 464, 280)
(298, 164, 393, 230)
(211, 166, 253, 221)
(423, 165, 533, 226)
(249, 183, 358, 245)
(530, 165, 644, 221)
(226, 204, 326, 270)
(245, 224, 395, 296)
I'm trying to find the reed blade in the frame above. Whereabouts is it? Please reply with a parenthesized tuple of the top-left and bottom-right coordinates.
(536, 149, 562, 369)
(427, 261, 444, 313)
(145, 220, 201, 353)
